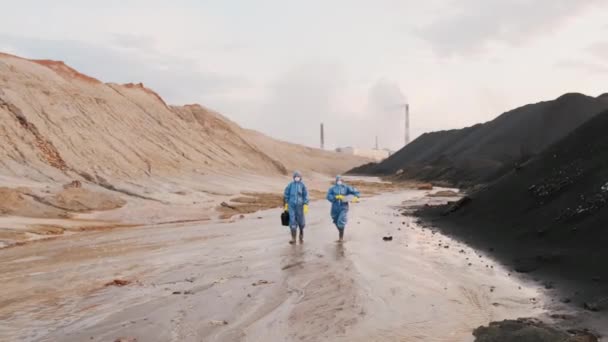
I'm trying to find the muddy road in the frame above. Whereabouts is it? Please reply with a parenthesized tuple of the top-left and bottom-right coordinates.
(0, 190, 545, 341)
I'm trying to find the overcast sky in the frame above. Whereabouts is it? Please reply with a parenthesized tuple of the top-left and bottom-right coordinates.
(1, 0, 607, 150)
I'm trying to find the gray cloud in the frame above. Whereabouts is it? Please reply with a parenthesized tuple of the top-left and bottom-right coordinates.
(256, 63, 349, 147)
(366, 80, 408, 149)
(556, 59, 608, 74)
(587, 41, 608, 59)
(418, 0, 603, 56)
(252, 64, 407, 150)
(367, 80, 406, 112)
(110, 33, 158, 52)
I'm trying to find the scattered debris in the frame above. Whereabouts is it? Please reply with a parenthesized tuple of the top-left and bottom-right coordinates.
(209, 320, 228, 326)
(172, 291, 182, 295)
(212, 277, 228, 285)
(442, 196, 472, 215)
(473, 318, 599, 342)
(417, 183, 433, 190)
(543, 281, 555, 290)
(513, 262, 540, 274)
(105, 279, 131, 287)
(282, 261, 305, 270)
(583, 298, 608, 312)
(428, 190, 459, 197)
(252, 280, 271, 286)
(114, 338, 137, 342)
(63, 180, 82, 189)
(566, 329, 600, 341)
(382, 236, 393, 241)
(220, 202, 237, 210)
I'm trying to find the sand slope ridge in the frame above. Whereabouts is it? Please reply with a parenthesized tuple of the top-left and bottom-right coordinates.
(0, 52, 367, 185)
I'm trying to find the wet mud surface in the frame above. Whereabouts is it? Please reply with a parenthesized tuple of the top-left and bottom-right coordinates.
(1, 190, 551, 341)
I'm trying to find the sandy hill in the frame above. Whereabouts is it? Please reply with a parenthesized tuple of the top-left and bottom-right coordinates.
(0, 52, 368, 237)
(350, 93, 608, 187)
(432, 109, 608, 305)
(0, 53, 364, 183)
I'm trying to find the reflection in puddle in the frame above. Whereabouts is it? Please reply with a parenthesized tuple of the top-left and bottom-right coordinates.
(283, 245, 305, 272)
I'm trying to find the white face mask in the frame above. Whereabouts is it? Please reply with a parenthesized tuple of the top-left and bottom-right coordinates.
(337, 180, 343, 185)
(294, 177, 301, 182)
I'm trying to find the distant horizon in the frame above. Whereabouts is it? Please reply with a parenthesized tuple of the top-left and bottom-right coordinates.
(4, 49, 606, 152)
(2, 1, 606, 150)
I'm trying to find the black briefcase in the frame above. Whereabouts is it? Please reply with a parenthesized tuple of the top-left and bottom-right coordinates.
(281, 210, 289, 226)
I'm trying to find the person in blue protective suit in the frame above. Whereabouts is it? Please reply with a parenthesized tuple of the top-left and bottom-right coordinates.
(283, 171, 309, 244)
(326, 175, 360, 242)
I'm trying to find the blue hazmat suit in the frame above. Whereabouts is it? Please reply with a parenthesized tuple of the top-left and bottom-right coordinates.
(326, 179, 360, 230)
(283, 173, 309, 231)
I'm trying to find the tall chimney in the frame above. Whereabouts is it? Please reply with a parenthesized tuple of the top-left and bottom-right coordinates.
(405, 104, 410, 146)
(320, 123, 325, 149)
(375, 135, 378, 150)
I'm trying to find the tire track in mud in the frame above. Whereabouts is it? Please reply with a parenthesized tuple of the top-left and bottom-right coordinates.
(330, 196, 542, 341)
(208, 246, 319, 341)
(209, 242, 365, 342)
(283, 245, 364, 342)
(3, 191, 548, 341)
(455, 285, 495, 333)
(288, 273, 361, 340)
(169, 308, 193, 342)
(209, 280, 292, 341)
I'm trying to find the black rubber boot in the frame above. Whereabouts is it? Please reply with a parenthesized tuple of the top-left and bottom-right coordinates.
(338, 229, 344, 242)
(299, 229, 304, 244)
(289, 230, 296, 244)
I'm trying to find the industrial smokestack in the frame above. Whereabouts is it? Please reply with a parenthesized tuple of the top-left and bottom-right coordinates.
(405, 104, 410, 146)
(375, 135, 378, 150)
(320, 123, 325, 149)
